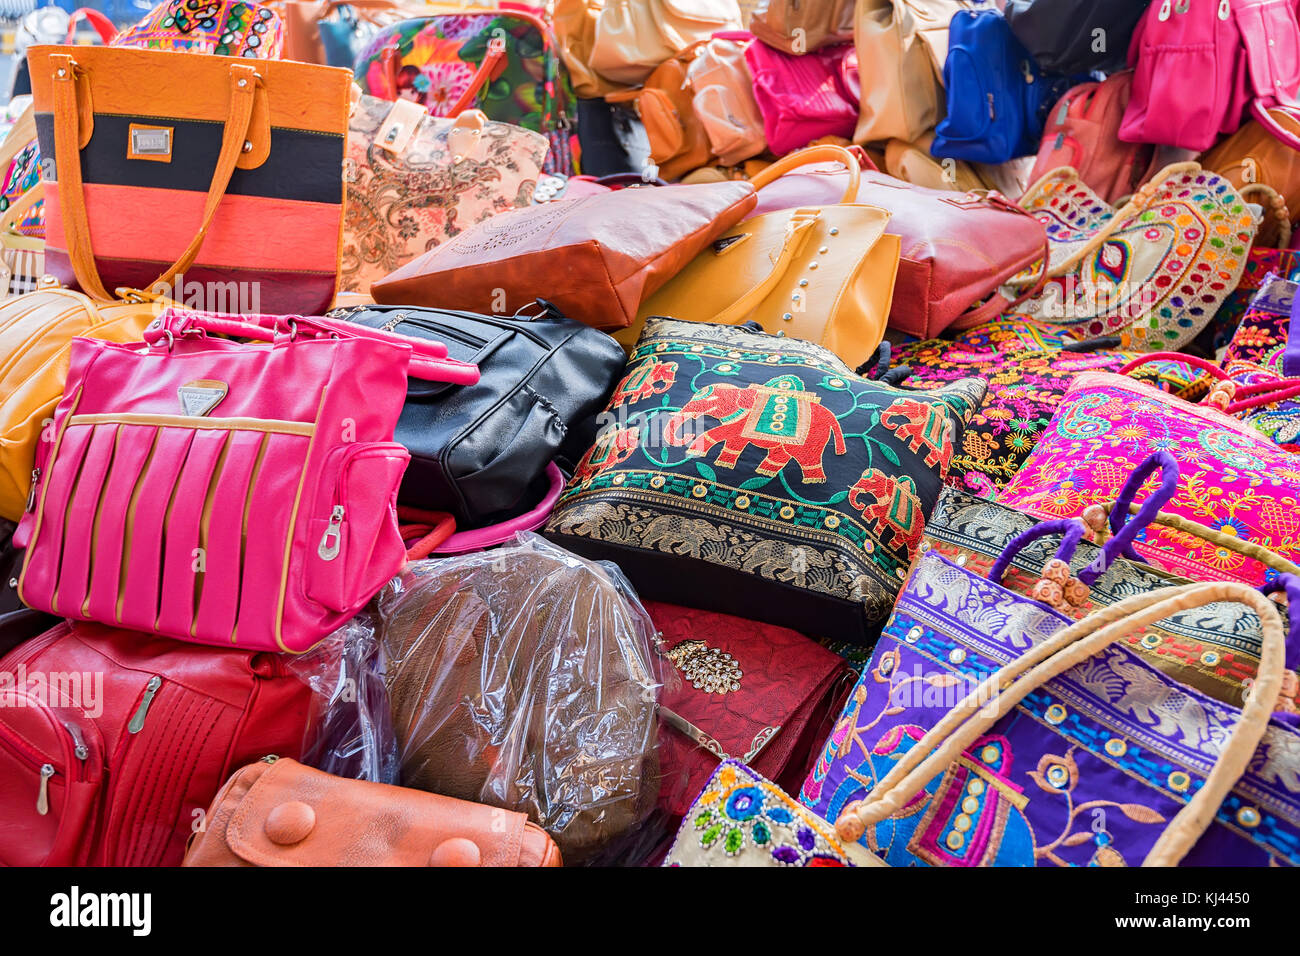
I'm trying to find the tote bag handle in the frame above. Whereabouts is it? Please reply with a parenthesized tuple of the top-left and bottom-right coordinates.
(50, 55, 263, 302)
(835, 581, 1287, 866)
(748, 144, 863, 205)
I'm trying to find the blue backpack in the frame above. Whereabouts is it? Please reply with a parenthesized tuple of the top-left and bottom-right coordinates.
(931, 9, 1075, 165)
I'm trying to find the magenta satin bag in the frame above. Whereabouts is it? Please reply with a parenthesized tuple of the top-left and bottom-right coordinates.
(13, 313, 444, 653)
(744, 40, 859, 156)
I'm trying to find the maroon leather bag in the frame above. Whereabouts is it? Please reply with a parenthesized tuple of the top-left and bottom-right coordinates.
(0, 621, 312, 866)
(748, 147, 1049, 338)
(647, 601, 850, 820)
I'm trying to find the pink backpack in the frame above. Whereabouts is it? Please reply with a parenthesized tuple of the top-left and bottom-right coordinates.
(1121, 0, 1300, 152)
(1031, 72, 1159, 203)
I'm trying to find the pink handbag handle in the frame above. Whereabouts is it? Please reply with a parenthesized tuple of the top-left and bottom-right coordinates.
(145, 309, 481, 385)
(1119, 351, 1227, 380)
(398, 462, 565, 557)
(1253, 101, 1300, 151)
(1119, 351, 1300, 414)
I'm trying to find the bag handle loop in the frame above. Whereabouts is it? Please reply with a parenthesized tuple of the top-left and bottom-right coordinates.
(748, 144, 862, 205)
(51, 56, 263, 302)
(835, 581, 1287, 866)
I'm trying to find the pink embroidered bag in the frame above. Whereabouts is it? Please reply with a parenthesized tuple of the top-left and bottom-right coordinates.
(997, 370, 1300, 587)
(1121, 0, 1300, 152)
(12, 311, 475, 653)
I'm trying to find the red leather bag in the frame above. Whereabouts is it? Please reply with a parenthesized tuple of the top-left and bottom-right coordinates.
(1030, 71, 1159, 204)
(746, 146, 1049, 337)
(648, 601, 851, 820)
(0, 620, 313, 866)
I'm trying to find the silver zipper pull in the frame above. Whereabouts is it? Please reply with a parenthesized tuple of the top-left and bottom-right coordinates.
(36, 764, 54, 815)
(25, 468, 39, 512)
(987, 92, 996, 120)
(261, 754, 279, 764)
(318, 505, 345, 561)
(63, 722, 87, 761)
(127, 676, 162, 734)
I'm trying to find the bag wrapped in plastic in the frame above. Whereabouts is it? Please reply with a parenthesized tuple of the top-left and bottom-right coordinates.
(378, 533, 666, 865)
(290, 613, 400, 786)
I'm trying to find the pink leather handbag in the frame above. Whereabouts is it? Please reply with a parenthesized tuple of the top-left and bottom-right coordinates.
(13, 312, 474, 653)
(744, 39, 859, 157)
(1121, 0, 1300, 152)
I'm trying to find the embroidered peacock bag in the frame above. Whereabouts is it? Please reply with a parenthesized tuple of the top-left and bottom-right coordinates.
(801, 558, 1300, 867)
(1002, 163, 1258, 350)
(997, 371, 1300, 587)
(543, 318, 986, 644)
(889, 318, 1204, 497)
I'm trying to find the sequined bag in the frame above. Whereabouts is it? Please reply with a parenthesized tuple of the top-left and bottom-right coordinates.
(804, 561, 1300, 866)
(921, 451, 1299, 706)
(889, 317, 1204, 497)
(997, 370, 1300, 587)
(664, 759, 882, 866)
(1003, 163, 1258, 350)
(543, 318, 986, 644)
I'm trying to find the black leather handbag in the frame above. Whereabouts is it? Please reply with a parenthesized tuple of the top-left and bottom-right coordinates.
(1004, 0, 1151, 75)
(337, 302, 627, 526)
(0, 518, 57, 657)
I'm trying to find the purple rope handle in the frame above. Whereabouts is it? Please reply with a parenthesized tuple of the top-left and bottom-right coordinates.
(1106, 450, 1181, 563)
(988, 519, 1086, 586)
(1258, 573, 1300, 672)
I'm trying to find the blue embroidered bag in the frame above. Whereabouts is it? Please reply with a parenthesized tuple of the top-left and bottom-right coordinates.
(931, 9, 1074, 165)
(801, 551, 1300, 866)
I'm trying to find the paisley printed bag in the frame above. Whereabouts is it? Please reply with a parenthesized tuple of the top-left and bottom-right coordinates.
(803, 562, 1300, 866)
(889, 318, 1203, 497)
(1004, 163, 1258, 350)
(998, 371, 1300, 587)
(921, 456, 1299, 706)
(340, 96, 548, 293)
(354, 11, 578, 175)
(544, 318, 986, 644)
(664, 759, 882, 867)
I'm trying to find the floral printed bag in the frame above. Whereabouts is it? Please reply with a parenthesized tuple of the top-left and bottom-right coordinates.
(354, 11, 578, 175)
(921, 453, 1299, 706)
(544, 318, 985, 644)
(340, 95, 547, 293)
(1003, 163, 1258, 350)
(802, 559, 1300, 867)
(997, 371, 1300, 586)
(889, 318, 1203, 497)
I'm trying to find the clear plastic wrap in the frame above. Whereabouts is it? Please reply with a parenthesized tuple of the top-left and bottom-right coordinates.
(290, 613, 400, 785)
(378, 533, 669, 865)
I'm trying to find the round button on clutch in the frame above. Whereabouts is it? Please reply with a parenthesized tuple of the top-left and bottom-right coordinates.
(265, 801, 315, 845)
(430, 837, 482, 867)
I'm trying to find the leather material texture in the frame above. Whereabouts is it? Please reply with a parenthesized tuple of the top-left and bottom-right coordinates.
(0, 288, 164, 523)
(1030, 71, 1159, 204)
(749, 0, 855, 54)
(371, 181, 758, 331)
(588, 0, 742, 86)
(184, 757, 563, 867)
(339, 303, 626, 524)
(631, 203, 901, 369)
(14, 322, 414, 653)
(687, 34, 766, 166)
(746, 38, 860, 156)
(1203, 106, 1300, 226)
(0, 620, 312, 867)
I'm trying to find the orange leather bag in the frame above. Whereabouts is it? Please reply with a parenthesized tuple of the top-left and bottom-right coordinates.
(371, 180, 757, 330)
(183, 757, 563, 867)
(1202, 107, 1300, 230)
(607, 46, 714, 181)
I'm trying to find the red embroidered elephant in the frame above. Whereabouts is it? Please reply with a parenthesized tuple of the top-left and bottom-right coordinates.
(613, 360, 677, 405)
(881, 398, 953, 471)
(848, 468, 923, 550)
(662, 376, 846, 483)
(573, 426, 640, 484)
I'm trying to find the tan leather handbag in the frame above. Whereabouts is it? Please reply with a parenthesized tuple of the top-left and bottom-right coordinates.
(589, 0, 743, 85)
(884, 134, 989, 192)
(749, 0, 855, 54)
(0, 288, 171, 522)
(688, 34, 766, 166)
(554, 0, 629, 97)
(628, 145, 901, 369)
(607, 45, 714, 181)
(1201, 107, 1300, 232)
(853, 0, 976, 145)
(184, 757, 563, 867)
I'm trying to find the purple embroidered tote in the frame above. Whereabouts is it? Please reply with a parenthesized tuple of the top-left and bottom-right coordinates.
(800, 552, 1299, 866)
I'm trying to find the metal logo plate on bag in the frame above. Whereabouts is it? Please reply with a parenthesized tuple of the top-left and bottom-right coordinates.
(178, 380, 228, 417)
(128, 125, 174, 162)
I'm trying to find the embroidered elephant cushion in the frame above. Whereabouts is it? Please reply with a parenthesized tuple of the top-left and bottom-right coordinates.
(544, 318, 986, 644)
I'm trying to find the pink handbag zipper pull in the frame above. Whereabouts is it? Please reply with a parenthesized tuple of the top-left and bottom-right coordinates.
(318, 506, 345, 561)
